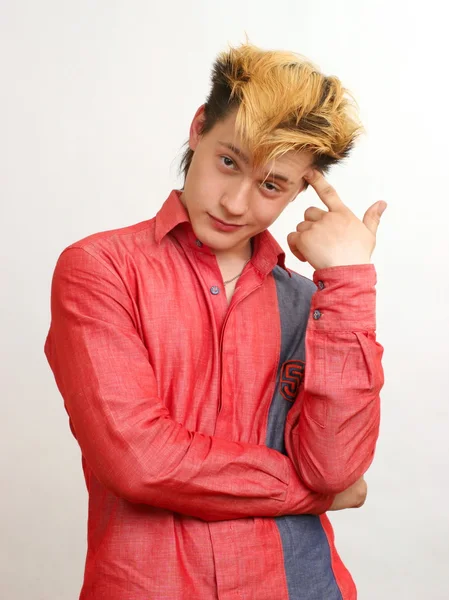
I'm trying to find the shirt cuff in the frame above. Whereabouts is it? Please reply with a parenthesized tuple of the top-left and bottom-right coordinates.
(310, 264, 377, 332)
(280, 458, 336, 516)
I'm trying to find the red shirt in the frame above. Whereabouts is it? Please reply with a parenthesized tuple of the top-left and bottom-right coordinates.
(44, 189, 384, 599)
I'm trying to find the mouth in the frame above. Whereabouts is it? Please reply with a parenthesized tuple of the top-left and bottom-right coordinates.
(207, 213, 246, 232)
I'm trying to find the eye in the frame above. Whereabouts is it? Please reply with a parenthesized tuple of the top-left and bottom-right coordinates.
(260, 181, 281, 193)
(220, 155, 237, 169)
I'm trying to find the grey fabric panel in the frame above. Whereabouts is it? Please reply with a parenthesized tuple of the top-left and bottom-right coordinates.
(267, 266, 342, 600)
(266, 266, 315, 452)
(276, 516, 343, 600)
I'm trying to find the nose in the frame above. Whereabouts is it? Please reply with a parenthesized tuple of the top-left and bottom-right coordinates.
(219, 180, 251, 217)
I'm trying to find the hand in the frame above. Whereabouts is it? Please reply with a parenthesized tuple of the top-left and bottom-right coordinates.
(287, 170, 387, 270)
(328, 477, 367, 511)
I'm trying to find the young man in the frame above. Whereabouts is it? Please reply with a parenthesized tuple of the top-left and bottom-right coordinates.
(44, 42, 386, 599)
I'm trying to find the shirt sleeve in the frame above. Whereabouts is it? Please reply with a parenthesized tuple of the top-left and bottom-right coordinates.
(44, 246, 333, 521)
(284, 264, 384, 495)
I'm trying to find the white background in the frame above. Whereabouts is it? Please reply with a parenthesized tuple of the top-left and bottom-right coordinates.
(1, 1, 448, 598)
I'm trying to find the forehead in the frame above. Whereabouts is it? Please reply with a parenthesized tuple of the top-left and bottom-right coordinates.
(210, 111, 313, 174)
(210, 115, 313, 177)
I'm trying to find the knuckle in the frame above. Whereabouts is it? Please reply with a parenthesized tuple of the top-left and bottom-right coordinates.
(325, 211, 339, 223)
(355, 494, 367, 508)
(304, 206, 314, 219)
(296, 221, 312, 232)
(322, 184, 335, 196)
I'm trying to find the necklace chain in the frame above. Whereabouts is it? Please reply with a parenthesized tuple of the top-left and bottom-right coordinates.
(223, 259, 251, 286)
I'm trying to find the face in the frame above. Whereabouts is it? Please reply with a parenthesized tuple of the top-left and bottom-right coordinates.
(180, 105, 314, 257)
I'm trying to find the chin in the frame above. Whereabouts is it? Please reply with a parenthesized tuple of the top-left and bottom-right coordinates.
(194, 225, 241, 251)
(200, 232, 235, 251)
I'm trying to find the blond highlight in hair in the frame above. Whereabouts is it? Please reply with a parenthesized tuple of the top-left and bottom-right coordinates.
(180, 41, 364, 182)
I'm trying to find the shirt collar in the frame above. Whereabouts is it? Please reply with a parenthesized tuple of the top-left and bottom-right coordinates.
(155, 189, 291, 279)
(154, 189, 191, 244)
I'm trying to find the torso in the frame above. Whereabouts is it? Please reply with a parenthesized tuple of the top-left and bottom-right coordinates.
(54, 197, 352, 599)
(217, 259, 250, 305)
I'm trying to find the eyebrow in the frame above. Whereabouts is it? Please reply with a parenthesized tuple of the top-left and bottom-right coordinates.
(217, 141, 294, 185)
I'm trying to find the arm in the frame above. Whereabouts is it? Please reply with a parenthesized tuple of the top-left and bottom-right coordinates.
(329, 477, 368, 511)
(284, 264, 384, 495)
(44, 246, 333, 522)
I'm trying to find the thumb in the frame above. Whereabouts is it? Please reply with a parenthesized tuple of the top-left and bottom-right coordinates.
(363, 201, 387, 235)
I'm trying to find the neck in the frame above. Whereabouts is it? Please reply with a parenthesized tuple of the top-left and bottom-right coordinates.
(213, 238, 253, 265)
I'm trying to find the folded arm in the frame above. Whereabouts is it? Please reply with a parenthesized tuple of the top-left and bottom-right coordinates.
(285, 264, 384, 494)
(44, 247, 333, 522)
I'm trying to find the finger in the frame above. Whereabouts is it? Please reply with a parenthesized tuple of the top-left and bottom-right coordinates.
(304, 170, 344, 212)
(296, 220, 314, 233)
(304, 206, 327, 222)
(287, 232, 307, 262)
(363, 201, 387, 235)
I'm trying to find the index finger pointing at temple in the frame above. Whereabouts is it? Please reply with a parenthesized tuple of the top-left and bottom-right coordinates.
(304, 170, 345, 211)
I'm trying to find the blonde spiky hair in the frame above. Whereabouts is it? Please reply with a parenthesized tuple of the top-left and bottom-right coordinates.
(180, 41, 363, 181)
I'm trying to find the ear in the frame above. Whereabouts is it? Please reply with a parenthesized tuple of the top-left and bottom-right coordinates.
(189, 105, 206, 151)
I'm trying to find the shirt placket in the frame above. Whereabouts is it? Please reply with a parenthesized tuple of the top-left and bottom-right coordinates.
(207, 270, 267, 599)
(177, 227, 268, 598)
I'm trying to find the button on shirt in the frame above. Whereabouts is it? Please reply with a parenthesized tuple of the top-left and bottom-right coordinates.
(44, 189, 384, 600)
